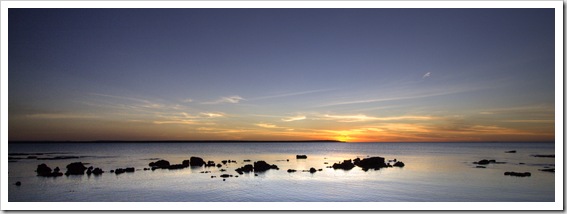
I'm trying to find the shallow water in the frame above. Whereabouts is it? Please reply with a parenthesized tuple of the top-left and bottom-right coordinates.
(8, 142, 555, 202)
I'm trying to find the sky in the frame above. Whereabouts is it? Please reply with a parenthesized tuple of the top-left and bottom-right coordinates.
(8, 8, 555, 142)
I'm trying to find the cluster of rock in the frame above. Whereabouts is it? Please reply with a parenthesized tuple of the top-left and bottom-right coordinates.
(235, 161, 278, 174)
(36, 164, 63, 177)
(330, 157, 405, 171)
(112, 167, 134, 175)
(37, 162, 105, 177)
(473, 159, 505, 165)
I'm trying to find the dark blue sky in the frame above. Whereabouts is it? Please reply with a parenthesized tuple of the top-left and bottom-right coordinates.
(8, 9, 555, 141)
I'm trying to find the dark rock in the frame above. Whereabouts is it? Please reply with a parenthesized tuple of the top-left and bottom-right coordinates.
(206, 161, 216, 167)
(270, 164, 279, 170)
(318, 169, 322, 171)
(309, 167, 317, 173)
(243, 159, 251, 162)
(532, 154, 554, 158)
(393, 161, 405, 167)
(149, 160, 170, 168)
(36, 164, 53, 176)
(332, 159, 355, 170)
(211, 176, 216, 178)
(287, 169, 297, 173)
(504, 172, 531, 177)
(182, 160, 190, 167)
(168, 164, 186, 170)
(220, 174, 231, 178)
(286, 159, 289, 162)
(92, 168, 104, 175)
(110, 170, 115, 173)
(505, 150, 517, 153)
(354, 157, 387, 170)
(143, 168, 150, 171)
(254, 161, 277, 172)
(115, 167, 135, 175)
(476, 166, 486, 168)
(324, 162, 328, 164)
(254, 174, 258, 176)
(216, 164, 222, 168)
(65, 162, 87, 176)
(235, 175, 239, 178)
(15, 181, 21, 186)
(222, 160, 228, 164)
(223, 179, 226, 181)
(519, 163, 525, 165)
(474, 159, 490, 165)
(235, 164, 254, 174)
(539, 168, 555, 173)
(296, 155, 307, 159)
(190, 157, 206, 166)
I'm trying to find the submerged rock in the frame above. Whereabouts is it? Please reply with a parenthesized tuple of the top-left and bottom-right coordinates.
(296, 155, 307, 159)
(115, 167, 135, 175)
(504, 171, 531, 177)
(539, 168, 555, 173)
(287, 169, 297, 173)
(505, 150, 517, 153)
(253, 161, 277, 172)
(393, 161, 405, 167)
(309, 167, 317, 173)
(235, 164, 254, 174)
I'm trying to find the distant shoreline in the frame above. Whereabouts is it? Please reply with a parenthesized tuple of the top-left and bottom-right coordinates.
(8, 140, 554, 144)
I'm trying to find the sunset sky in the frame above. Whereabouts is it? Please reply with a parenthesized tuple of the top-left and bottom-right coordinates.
(8, 8, 555, 142)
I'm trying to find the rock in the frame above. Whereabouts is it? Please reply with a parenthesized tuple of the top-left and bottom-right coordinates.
(532, 154, 554, 158)
(222, 160, 228, 164)
(504, 172, 531, 177)
(539, 168, 555, 173)
(505, 150, 517, 153)
(235, 164, 254, 174)
(476, 166, 486, 168)
(254, 161, 276, 172)
(296, 155, 307, 159)
(270, 164, 279, 170)
(115, 167, 135, 175)
(190, 157, 205, 166)
(15, 181, 21, 186)
(36, 163, 53, 176)
(206, 161, 216, 167)
(519, 163, 525, 165)
(235, 175, 239, 178)
(149, 160, 170, 168)
(309, 167, 317, 173)
(216, 164, 222, 168)
(65, 162, 87, 176)
(254, 174, 258, 176)
(332, 159, 355, 170)
(167, 164, 186, 170)
(223, 179, 226, 181)
(110, 170, 115, 173)
(143, 168, 150, 171)
(243, 159, 251, 162)
(92, 168, 104, 175)
(182, 160, 190, 167)
(393, 161, 405, 167)
(220, 174, 231, 178)
(211, 176, 216, 178)
(354, 157, 387, 170)
(324, 162, 328, 164)
(286, 159, 289, 162)
(287, 169, 297, 173)
(474, 159, 490, 165)
(318, 169, 322, 171)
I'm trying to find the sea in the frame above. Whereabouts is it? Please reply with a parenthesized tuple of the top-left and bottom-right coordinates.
(7, 142, 556, 202)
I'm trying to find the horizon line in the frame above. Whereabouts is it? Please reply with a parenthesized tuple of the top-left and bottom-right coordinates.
(7, 140, 555, 144)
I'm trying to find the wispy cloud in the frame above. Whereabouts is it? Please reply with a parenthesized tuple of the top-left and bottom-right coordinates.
(281, 115, 306, 122)
(321, 114, 432, 123)
(423, 72, 432, 78)
(200, 112, 225, 118)
(201, 96, 245, 104)
(26, 113, 99, 119)
(182, 98, 193, 103)
(249, 89, 335, 101)
(256, 123, 279, 128)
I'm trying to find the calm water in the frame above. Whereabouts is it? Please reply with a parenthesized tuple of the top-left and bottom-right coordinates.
(8, 142, 555, 202)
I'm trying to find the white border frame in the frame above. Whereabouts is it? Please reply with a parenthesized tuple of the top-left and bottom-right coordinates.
(1, 1, 563, 211)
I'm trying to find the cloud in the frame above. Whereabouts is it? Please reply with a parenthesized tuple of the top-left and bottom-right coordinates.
(153, 120, 197, 125)
(26, 113, 99, 119)
(202, 96, 245, 104)
(423, 72, 431, 78)
(256, 123, 278, 128)
(281, 115, 306, 122)
(200, 112, 225, 118)
(182, 99, 193, 103)
(322, 114, 432, 123)
(249, 89, 335, 101)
